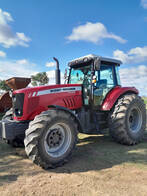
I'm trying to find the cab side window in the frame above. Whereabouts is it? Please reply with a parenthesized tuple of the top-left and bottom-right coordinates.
(95, 65, 114, 89)
(94, 65, 115, 106)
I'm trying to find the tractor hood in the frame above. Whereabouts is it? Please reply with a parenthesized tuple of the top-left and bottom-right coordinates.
(12, 84, 82, 121)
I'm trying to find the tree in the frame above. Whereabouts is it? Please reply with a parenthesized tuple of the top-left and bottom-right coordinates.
(31, 72, 49, 86)
(0, 80, 11, 91)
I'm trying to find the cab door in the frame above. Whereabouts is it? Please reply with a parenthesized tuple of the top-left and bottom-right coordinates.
(93, 64, 117, 106)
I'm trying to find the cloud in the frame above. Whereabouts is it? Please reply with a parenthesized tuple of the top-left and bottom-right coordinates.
(0, 59, 37, 79)
(120, 65, 147, 96)
(66, 22, 127, 44)
(0, 8, 31, 48)
(0, 50, 6, 57)
(0, 58, 65, 86)
(141, 0, 147, 9)
(45, 61, 56, 68)
(113, 46, 147, 64)
(46, 70, 64, 84)
(16, 59, 36, 66)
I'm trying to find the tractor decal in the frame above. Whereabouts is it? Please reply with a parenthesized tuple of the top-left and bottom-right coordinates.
(36, 86, 82, 96)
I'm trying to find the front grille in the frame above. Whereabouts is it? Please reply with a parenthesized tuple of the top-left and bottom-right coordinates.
(12, 93, 24, 116)
(63, 97, 75, 108)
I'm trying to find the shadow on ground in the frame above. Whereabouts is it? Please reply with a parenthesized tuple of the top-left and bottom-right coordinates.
(0, 131, 147, 186)
(53, 131, 147, 173)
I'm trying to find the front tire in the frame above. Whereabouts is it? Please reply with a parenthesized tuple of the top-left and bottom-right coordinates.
(109, 94, 146, 145)
(24, 109, 78, 169)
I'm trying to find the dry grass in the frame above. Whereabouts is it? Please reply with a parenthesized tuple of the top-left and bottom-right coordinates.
(143, 97, 147, 109)
(0, 131, 147, 196)
(143, 97, 147, 104)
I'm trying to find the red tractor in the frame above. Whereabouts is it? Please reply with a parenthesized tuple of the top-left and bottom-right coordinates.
(0, 54, 146, 169)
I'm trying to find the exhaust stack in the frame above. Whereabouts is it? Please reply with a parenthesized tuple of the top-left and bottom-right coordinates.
(53, 57, 61, 84)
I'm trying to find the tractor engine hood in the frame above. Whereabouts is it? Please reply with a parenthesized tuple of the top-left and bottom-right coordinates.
(12, 84, 82, 121)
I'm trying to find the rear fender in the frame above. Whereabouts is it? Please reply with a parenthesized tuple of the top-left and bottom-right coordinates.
(48, 105, 83, 132)
(101, 86, 138, 111)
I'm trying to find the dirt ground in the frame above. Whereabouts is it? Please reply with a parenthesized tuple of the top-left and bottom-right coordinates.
(0, 130, 147, 196)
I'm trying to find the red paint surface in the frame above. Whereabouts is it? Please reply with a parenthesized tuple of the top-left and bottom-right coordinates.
(101, 86, 139, 111)
(13, 84, 82, 121)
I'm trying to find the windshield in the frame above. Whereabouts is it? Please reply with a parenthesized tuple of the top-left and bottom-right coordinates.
(68, 64, 117, 87)
(69, 65, 91, 85)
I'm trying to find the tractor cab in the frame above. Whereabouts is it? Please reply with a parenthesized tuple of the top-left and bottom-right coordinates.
(68, 54, 122, 107)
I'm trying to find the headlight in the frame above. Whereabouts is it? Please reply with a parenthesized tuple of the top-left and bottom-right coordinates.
(15, 109, 23, 116)
(12, 93, 24, 117)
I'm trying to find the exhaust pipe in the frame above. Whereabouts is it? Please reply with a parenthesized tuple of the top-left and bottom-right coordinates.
(53, 57, 61, 84)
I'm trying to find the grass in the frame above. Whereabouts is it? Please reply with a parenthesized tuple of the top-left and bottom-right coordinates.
(142, 97, 147, 109)
(143, 97, 147, 104)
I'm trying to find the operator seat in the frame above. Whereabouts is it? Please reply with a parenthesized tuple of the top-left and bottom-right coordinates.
(94, 79, 108, 106)
(96, 79, 107, 89)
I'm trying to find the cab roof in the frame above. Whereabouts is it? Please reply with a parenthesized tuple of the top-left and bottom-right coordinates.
(68, 54, 122, 67)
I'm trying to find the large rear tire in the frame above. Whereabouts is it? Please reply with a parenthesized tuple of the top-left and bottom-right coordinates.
(108, 94, 146, 145)
(24, 109, 78, 169)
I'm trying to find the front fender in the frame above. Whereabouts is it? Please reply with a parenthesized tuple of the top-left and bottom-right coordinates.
(48, 105, 83, 132)
(101, 86, 138, 111)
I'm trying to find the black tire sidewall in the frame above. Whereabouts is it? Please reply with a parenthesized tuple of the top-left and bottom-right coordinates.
(125, 97, 146, 140)
(38, 115, 77, 164)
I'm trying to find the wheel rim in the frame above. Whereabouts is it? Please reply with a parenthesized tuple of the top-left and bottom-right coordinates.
(44, 123, 72, 158)
(128, 107, 142, 133)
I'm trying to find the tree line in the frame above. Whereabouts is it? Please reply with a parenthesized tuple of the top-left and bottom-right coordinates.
(0, 72, 49, 91)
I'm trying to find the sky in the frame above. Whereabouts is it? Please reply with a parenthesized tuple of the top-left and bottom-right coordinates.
(0, 0, 147, 95)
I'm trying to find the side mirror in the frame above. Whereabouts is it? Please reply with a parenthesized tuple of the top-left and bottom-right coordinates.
(94, 57, 101, 70)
